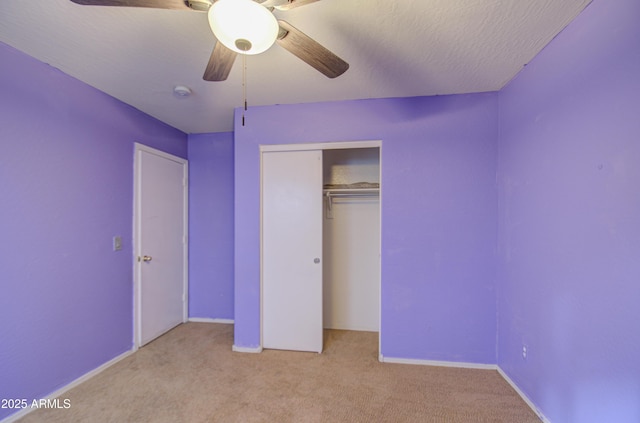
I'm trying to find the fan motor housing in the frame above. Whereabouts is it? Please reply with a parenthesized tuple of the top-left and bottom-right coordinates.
(186, 0, 212, 11)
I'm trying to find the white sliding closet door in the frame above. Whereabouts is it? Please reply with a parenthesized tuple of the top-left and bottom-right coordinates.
(262, 150, 323, 353)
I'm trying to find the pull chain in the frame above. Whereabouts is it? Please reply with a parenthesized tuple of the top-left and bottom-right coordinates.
(242, 52, 247, 126)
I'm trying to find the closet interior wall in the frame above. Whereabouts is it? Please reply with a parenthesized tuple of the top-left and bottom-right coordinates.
(322, 148, 380, 332)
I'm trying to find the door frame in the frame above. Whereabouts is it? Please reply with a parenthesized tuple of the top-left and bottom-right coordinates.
(259, 140, 382, 353)
(133, 143, 189, 349)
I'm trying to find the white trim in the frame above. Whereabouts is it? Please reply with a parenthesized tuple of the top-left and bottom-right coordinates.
(0, 349, 134, 423)
(260, 140, 382, 153)
(380, 355, 498, 370)
(377, 144, 383, 356)
(188, 318, 234, 324)
(133, 143, 189, 348)
(259, 148, 264, 350)
(376, 356, 550, 422)
(497, 367, 550, 422)
(232, 345, 263, 353)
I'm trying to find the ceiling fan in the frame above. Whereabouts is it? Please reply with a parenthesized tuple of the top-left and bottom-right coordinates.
(69, 0, 349, 81)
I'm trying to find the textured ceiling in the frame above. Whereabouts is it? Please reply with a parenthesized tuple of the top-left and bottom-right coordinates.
(0, 0, 591, 133)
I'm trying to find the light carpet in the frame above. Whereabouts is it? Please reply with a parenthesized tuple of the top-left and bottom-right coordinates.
(19, 323, 540, 422)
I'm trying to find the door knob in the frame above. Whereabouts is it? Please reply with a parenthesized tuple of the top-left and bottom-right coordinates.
(142, 255, 152, 262)
(314, 258, 320, 264)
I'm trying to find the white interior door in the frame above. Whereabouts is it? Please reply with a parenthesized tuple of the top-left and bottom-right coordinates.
(262, 149, 323, 353)
(135, 145, 188, 347)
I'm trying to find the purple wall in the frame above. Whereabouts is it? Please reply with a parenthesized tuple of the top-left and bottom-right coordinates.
(0, 42, 186, 420)
(234, 94, 499, 363)
(187, 132, 235, 320)
(6, 0, 636, 419)
(497, 0, 640, 421)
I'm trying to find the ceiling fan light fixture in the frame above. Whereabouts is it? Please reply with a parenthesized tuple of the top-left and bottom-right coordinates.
(208, 0, 279, 55)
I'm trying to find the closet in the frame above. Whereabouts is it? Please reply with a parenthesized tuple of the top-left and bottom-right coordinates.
(261, 143, 380, 353)
(322, 148, 380, 332)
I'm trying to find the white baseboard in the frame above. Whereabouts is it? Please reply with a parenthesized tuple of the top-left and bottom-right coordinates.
(188, 317, 234, 324)
(380, 355, 498, 370)
(0, 342, 546, 423)
(497, 367, 550, 422)
(0, 348, 134, 423)
(378, 356, 547, 421)
(232, 345, 263, 353)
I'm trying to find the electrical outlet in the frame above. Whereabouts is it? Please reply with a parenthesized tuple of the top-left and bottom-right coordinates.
(522, 345, 527, 360)
(113, 236, 122, 252)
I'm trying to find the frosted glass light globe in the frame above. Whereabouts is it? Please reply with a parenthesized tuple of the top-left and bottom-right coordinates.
(208, 0, 279, 55)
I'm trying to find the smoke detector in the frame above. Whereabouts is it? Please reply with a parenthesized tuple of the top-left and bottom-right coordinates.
(173, 85, 192, 98)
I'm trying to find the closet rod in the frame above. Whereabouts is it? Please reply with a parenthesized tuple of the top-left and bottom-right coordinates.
(324, 189, 379, 217)
(323, 188, 379, 195)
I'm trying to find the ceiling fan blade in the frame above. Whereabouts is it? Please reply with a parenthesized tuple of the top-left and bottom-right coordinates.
(203, 42, 238, 81)
(69, 0, 193, 10)
(260, 0, 320, 10)
(276, 20, 348, 79)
